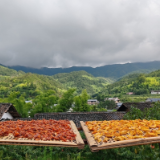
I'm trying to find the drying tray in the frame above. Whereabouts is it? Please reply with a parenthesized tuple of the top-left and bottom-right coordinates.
(0, 121, 84, 149)
(80, 121, 160, 152)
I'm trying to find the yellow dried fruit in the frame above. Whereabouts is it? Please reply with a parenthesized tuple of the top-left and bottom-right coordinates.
(85, 119, 160, 143)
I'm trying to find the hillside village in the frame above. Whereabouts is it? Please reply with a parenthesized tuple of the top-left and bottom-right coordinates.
(1, 64, 160, 120)
(1, 64, 160, 115)
(1, 64, 160, 159)
(1, 0, 160, 158)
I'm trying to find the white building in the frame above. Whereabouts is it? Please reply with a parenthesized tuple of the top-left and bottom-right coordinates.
(151, 91, 160, 94)
(25, 100, 32, 103)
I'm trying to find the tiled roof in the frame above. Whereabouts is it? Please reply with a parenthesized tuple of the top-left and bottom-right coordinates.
(117, 102, 152, 112)
(151, 91, 160, 92)
(0, 103, 21, 119)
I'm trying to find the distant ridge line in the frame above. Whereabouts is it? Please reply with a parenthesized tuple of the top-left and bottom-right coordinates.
(2, 61, 160, 79)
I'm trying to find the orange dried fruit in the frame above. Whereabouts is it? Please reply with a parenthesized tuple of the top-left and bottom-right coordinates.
(0, 119, 76, 142)
(85, 119, 160, 142)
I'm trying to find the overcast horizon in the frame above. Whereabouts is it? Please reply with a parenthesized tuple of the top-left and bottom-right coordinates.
(0, 0, 160, 68)
(1, 60, 160, 69)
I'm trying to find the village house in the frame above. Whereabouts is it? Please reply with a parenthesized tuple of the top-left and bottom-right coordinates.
(117, 102, 152, 112)
(116, 102, 123, 109)
(126, 92, 134, 95)
(151, 90, 160, 94)
(146, 98, 160, 102)
(104, 97, 120, 104)
(0, 103, 21, 120)
(87, 99, 99, 105)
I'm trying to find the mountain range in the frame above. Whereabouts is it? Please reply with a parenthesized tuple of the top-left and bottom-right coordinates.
(1, 61, 160, 99)
(4, 61, 160, 79)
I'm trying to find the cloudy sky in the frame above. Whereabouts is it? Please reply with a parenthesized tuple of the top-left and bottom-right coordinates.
(0, 0, 160, 68)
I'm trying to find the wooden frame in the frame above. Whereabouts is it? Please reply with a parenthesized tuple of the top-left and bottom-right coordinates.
(80, 121, 160, 152)
(0, 121, 84, 149)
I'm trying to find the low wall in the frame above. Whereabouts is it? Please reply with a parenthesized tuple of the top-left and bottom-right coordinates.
(1, 112, 126, 127)
(34, 112, 126, 127)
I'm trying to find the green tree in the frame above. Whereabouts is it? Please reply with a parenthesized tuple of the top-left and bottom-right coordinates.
(74, 89, 90, 112)
(56, 88, 76, 112)
(137, 74, 146, 83)
(30, 90, 58, 117)
(90, 105, 98, 111)
(4, 91, 32, 117)
(98, 100, 116, 110)
(74, 96, 81, 111)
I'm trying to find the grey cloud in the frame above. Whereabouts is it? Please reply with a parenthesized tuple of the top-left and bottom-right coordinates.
(0, 0, 160, 68)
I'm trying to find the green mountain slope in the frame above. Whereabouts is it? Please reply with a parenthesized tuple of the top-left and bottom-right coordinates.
(147, 70, 160, 77)
(0, 73, 64, 99)
(100, 69, 160, 95)
(0, 65, 24, 76)
(0, 65, 114, 98)
(0, 65, 25, 82)
(53, 71, 113, 95)
(117, 69, 154, 81)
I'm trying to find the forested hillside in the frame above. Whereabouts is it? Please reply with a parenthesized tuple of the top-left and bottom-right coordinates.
(0, 65, 24, 76)
(0, 65, 114, 98)
(7, 61, 160, 79)
(3, 63, 160, 99)
(0, 72, 64, 99)
(100, 70, 160, 95)
(53, 71, 113, 95)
